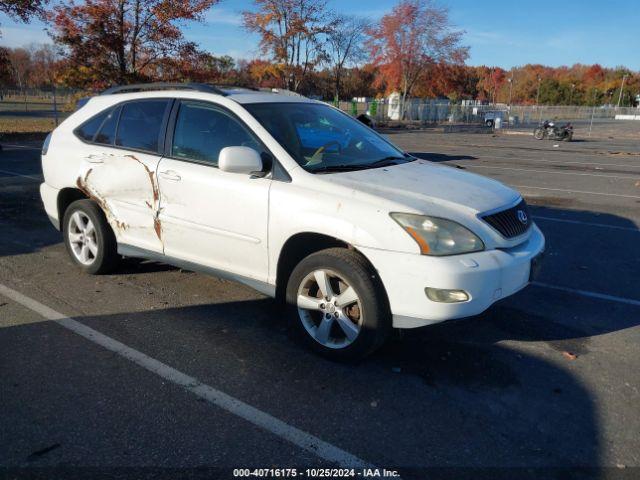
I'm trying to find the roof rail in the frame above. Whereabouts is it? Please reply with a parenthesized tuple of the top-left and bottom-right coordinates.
(100, 83, 227, 96)
(258, 87, 305, 98)
(213, 85, 259, 92)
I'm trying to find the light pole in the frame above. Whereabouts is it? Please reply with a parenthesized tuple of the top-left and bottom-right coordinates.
(569, 83, 575, 105)
(617, 74, 628, 109)
(507, 77, 513, 107)
(589, 88, 598, 138)
(536, 76, 542, 122)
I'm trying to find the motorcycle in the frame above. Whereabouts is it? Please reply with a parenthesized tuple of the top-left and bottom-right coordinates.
(534, 120, 573, 141)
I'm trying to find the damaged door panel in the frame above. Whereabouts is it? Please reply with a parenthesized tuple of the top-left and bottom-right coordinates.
(76, 150, 164, 253)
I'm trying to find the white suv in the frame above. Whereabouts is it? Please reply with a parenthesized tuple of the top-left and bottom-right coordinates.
(40, 83, 545, 360)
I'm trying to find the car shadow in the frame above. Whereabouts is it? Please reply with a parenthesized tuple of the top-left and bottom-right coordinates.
(409, 151, 478, 162)
(5, 293, 606, 475)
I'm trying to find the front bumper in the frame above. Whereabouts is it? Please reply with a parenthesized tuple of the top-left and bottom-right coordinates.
(359, 224, 545, 328)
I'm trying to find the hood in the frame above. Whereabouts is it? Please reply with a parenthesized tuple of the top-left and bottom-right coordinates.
(325, 159, 520, 215)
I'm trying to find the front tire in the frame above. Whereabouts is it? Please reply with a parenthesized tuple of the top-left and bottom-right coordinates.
(286, 248, 391, 362)
(485, 119, 494, 127)
(63, 199, 119, 274)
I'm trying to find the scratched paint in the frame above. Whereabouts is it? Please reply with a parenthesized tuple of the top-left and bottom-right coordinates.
(76, 153, 163, 250)
(76, 168, 128, 232)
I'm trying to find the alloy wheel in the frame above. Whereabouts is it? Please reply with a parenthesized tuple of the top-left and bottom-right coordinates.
(296, 269, 362, 349)
(68, 211, 99, 265)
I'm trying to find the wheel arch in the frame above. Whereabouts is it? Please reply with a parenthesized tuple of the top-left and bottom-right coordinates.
(56, 187, 89, 231)
(274, 231, 389, 307)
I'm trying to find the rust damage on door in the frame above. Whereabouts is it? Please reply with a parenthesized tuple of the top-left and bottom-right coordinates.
(76, 153, 163, 248)
(76, 168, 128, 232)
(123, 154, 163, 245)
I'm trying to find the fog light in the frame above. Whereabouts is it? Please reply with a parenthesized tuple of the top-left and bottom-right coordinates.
(425, 287, 469, 303)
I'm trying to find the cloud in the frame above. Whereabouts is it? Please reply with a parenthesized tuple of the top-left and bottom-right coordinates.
(204, 8, 243, 26)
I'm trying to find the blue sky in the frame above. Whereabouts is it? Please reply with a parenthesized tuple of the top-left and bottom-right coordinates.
(1, 0, 638, 70)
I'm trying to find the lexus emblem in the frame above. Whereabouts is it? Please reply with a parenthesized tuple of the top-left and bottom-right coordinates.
(517, 210, 528, 224)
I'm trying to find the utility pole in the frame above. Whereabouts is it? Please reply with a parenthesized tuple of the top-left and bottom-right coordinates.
(507, 77, 513, 106)
(569, 83, 575, 105)
(617, 74, 628, 108)
(589, 88, 598, 138)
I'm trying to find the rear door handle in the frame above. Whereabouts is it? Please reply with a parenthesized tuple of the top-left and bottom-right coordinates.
(85, 153, 106, 164)
(159, 170, 181, 181)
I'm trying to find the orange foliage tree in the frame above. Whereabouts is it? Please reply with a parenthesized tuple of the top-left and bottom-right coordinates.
(242, 0, 334, 92)
(365, 0, 467, 116)
(1, 0, 48, 30)
(49, 0, 219, 87)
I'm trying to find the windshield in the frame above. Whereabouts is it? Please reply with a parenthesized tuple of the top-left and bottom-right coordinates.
(244, 102, 412, 173)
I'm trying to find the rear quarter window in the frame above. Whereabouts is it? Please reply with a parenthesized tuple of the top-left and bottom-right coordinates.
(74, 109, 110, 142)
(94, 107, 121, 145)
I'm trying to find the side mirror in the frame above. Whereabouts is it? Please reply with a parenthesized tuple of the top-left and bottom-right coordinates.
(218, 146, 263, 175)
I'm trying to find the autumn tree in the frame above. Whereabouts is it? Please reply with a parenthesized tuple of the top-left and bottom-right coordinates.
(366, 0, 467, 116)
(0, 0, 48, 31)
(0, 47, 12, 88)
(49, 0, 219, 87)
(242, 0, 334, 91)
(326, 15, 368, 101)
(246, 58, 282, 88)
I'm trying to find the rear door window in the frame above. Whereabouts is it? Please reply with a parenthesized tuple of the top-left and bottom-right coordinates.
(115, 100, 170, 153)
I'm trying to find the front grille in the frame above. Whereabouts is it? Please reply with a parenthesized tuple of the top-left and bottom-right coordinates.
(481, 200, 531, 238)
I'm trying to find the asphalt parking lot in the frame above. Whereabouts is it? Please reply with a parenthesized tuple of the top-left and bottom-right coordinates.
(1, 128, 639, 479)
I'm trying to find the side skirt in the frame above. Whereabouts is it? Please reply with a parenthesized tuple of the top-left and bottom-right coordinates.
(117, 244, 276, 298)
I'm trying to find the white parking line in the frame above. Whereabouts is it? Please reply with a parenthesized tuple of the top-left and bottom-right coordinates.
(532, 282, 640, 307)
(467, 164, 640, 180)
(532, 215, 640, 233)
(0, 169, 42, 181)
(0, 283, 373, 469)
(512, 185, 640, 199)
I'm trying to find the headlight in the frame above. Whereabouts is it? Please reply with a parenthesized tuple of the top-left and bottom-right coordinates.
(390, 213, 484, 256)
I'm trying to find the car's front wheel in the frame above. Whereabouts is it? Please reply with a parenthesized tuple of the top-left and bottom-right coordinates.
(286, 248, 391, 362)
(63, 199, 119, 274)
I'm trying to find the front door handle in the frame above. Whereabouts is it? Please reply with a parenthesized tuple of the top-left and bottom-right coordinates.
(159, 170, 181, 181)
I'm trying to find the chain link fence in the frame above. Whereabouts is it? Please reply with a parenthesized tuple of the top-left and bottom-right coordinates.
(334, 99, 640, 139)
(1, 88, 638, 139)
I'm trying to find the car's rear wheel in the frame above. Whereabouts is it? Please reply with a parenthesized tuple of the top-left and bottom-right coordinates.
(286, 248, 390, 362)
(485, 119, 494, 127)
(63, 199, 119, 274)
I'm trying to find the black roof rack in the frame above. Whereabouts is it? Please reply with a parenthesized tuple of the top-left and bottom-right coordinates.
(100, 83, 227, 96)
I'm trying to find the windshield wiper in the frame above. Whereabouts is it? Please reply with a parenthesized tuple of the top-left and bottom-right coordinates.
(366, 156, 406, 168)
(311, 164, 370, 173)
(310, 156, 408, 174)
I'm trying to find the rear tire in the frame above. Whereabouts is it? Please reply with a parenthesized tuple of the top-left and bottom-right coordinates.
(485, 119, 494, 127)
(63, 199, 120, 274)
(533, 128, 544, 140)
(285, 248, 391, 362)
